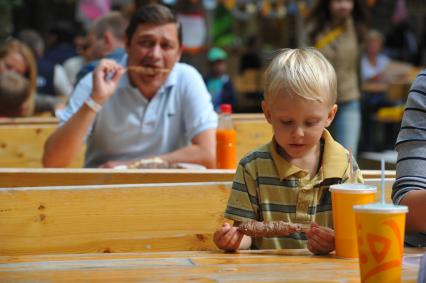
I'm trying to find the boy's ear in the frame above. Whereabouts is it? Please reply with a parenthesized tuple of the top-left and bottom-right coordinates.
(261, 100, 272, 124)
(325, 104, 338, 127)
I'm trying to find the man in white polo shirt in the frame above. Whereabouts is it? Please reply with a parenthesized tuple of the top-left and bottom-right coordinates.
(43, 3, 217, 168)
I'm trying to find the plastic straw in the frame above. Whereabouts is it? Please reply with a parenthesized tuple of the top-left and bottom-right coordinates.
(381, 158, 385, 204)
(348, 148, 353, 182)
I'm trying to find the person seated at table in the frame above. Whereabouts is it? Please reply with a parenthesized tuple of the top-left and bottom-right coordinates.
(205, 47, 236, 112)
(213, 48, 363, 255)
(0, 39, 37, 116)
(392, 68, 426, 247)
(361, 30, 390, 83)
(360, 29, 395, 152)
(42, 3, 217, 169)
(74, 11, 128, 85)
(0, 71, 30, 117)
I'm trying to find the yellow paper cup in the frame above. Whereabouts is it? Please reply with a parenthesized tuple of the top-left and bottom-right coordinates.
(354, 204, 408, 283)
(330, 184, 377, 258)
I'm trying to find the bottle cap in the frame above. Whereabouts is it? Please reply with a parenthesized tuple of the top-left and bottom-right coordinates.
(220, 104, 232, 114)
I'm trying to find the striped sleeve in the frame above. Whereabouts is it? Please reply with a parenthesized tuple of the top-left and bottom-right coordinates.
(224, 162, 260, 222)
(393, 69, 426, 204)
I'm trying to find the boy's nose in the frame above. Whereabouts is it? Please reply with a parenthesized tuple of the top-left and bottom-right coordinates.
(293, 126, 304, 137)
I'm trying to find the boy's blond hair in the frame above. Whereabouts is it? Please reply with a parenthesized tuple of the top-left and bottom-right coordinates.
(264, 48, 337, 105)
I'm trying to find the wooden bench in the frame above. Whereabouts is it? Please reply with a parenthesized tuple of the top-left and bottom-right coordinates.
(0, 124, 85, 168)
(0, 173, 396, 256)
(0, 168, 394, 188)
(0, 116, 58, 125)
(232, 114, 272, 159)
(0, 182, 232, 256)
(364, 178, 395, 203)
(0, 168, 235, 187)
(0, 114, 272, 168)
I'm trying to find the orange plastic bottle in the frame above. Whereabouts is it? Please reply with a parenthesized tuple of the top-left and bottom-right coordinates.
(216, 104, 237, 169)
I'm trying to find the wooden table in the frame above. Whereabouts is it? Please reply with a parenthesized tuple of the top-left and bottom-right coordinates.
(0, 248, 423, 282)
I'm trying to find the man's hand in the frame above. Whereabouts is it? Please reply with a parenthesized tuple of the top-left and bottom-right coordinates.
(213, 222, 245, 251)
(92, 59, 125, 106)
(305, 222, 335, 255)
(99, 160, 132, 169)
(99, 157, 175, 169)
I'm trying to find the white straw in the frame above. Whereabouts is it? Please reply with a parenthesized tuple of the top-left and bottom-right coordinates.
(381, 158, 385, 204)
(348, 148, 353, 182)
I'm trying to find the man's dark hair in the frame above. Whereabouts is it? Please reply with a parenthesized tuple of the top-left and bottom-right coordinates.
(125, 3, 182, 45)
(92, 11, 128, 41)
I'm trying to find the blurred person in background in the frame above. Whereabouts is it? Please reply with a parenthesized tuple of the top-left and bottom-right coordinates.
(63, 24, 90, 86)
(0, 39, 37, 116)
(361, 29, 390, 82)
(306, 0, 369, 157)
(0, 71, 30, 117)
(18, 29, 72, 114)
(360, 29, 394, 152)
(44, 21, 77, 65)
(205, 47, 236, 111)
(75, 11, 128, 84)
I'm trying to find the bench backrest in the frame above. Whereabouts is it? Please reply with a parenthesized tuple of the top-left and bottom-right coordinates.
(0, 168, 235, 187)
(0, 168, 394, 188)
(0, 114, 271, 168)
(0, 176, 396, 256)
(364, 178, 394, 203)
(0, 125, 84, 168)
(0, 182, 232, 256)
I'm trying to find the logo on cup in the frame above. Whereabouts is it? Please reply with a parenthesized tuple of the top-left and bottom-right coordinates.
(357, 219, 403, 282)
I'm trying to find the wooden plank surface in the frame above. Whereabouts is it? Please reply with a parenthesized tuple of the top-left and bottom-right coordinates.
(364, 178, 395, 203)
(0, 114, 262, 126)
(1, 113, 394, 171)
(0, 114, 270, 168)
(233, 114, 272, 159)
(0, 125, 84, 168)
(0, 248, 423, 282)
(0, 168, 235, 187)
(0, 117, 58, 126)
(0, 168, 394, 188)
(0, 182, 231, 256)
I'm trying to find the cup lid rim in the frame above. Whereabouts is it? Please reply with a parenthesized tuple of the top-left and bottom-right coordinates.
(329, 183, 377, 193)
(353, 203, 408, 213)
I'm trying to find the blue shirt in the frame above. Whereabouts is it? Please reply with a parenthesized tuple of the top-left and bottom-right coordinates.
(205, 74, 236, 111)
(361, 53, 390, 82)
(58, 57, 218, 167)
(75, 48, 126, 85)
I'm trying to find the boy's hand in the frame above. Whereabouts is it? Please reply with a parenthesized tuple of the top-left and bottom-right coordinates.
(305, 222, 335, 255)
(213, 222, 244, 251)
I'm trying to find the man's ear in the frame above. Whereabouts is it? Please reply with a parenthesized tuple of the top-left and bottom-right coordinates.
(176, 45, 183, 62)
(261, 100, 272, 124)
(325, 104, 338, 127)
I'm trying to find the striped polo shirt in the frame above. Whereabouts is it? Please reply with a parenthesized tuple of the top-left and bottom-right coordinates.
(392, 69, 426, 247)
(225, 130, 363, 249)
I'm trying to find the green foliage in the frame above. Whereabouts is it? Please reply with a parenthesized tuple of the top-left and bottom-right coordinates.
(0, 0, 24, 9)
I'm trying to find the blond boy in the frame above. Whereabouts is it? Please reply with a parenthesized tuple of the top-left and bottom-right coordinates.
(214, 48, 363, 255)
